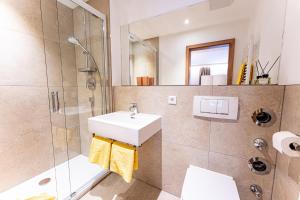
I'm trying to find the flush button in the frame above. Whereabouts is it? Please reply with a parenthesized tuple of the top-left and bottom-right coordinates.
(217, 99, 229, 115)
(200, 99, 217, 113)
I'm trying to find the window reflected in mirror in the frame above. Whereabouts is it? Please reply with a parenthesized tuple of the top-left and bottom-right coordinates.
(186, 39, 235, 85)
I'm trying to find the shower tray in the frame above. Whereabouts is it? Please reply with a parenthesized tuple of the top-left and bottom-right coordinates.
(0, 155, 109, 200)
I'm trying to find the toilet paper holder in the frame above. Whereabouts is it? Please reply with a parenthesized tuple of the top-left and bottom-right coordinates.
(290, 142, 300, 151)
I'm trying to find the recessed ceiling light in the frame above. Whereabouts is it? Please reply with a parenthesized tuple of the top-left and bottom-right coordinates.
(184, 19, 190, 25)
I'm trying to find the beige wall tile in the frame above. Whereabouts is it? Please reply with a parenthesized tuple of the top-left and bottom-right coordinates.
(0, 0, 43, 37)
(114, 87, 138, 111)
(61, 43, 78, 87)
(51, 126, 69, 165)
(162, 141, 208, 196)
(272, 168, 300, 200)
(210, 86, 284, 162)
(0, 30, 47, 86)
(67, 127, 81, 158)
(134, 131, 162, 188)
(58, 2, 74, 44)
(272, 85, 300, 199)
(280, 85, 300, 134)
(64, 87, 80, 128)
(77, 85, 94, 156)
(73, 7, 86, 42)
(0, 86, 53, 191)
(41, 0, 59, 42)
(288, 158, 300, 184)
(209, 152, 274, 200)
(44, 40, 63, 86)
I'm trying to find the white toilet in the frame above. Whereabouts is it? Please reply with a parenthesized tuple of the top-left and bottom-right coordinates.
(181, 165, 240, 200)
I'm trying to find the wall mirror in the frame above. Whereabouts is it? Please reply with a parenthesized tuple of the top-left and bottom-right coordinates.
(120, 0, 286, 86)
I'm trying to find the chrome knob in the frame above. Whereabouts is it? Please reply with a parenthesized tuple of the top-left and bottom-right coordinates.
(253, 138, 267, 151)
(250, 184, 263, 199)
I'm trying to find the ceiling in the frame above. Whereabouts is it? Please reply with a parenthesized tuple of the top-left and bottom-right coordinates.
(128, 0, 258, 39)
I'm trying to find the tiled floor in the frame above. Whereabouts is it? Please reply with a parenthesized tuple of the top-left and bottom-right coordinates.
(80, 173, 179, 200)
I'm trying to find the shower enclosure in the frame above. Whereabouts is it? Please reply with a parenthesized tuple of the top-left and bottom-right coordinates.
(0, 0, 111, 199)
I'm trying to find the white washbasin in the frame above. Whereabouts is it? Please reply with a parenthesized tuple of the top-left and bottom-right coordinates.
(88, 111, 162, 146)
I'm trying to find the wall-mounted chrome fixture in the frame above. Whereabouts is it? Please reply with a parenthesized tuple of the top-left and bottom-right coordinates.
(250, 184, 263, 199)
(129, 103, 138, 118)
(248, 157, 271, 175)
(86, 77, 96, 91)
(253, 138, 267, 151)
(251, 108, 275, 127)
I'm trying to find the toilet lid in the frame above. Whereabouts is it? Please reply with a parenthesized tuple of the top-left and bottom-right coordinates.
(181, 165, 240, 200)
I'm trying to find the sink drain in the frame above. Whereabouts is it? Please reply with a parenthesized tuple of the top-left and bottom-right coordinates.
(38, 178, 51, 186)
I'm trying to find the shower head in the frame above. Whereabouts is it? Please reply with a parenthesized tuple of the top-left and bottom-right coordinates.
(68, 36, 89, 54)
(68, 36, 99, 72)
(68, 36, 80, 46)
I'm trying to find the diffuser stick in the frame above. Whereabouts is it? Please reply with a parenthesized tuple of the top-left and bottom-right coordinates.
(263, 61, 269, 72)
(267, 56, 280, 74)
(258, 60, 265, 74)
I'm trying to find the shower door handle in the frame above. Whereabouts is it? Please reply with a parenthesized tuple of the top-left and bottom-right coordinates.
(55, 91, 60, 112)
(51, 92, 56, 113)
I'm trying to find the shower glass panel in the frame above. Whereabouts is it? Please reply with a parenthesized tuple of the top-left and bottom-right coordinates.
(56, 0, 111, 199)
(0, 0, 110, 199)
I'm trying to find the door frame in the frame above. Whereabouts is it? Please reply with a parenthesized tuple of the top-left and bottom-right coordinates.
(185, 38, 235, 85)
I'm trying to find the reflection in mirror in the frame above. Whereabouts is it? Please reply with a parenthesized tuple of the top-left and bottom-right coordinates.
(129, 34, 158, 86)
(186, 39, 235, 85)
(121, 0, 286, 86)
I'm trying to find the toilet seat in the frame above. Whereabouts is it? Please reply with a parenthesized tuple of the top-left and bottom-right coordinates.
(181, 165, 240, 200)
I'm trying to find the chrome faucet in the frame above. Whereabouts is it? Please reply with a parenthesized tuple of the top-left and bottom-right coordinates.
(129, 103, 138, 118)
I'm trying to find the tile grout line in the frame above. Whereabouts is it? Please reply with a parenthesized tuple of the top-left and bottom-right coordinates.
(270, 86, 286, 200)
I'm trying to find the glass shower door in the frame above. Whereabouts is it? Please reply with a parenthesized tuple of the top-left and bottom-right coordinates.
(54, 0, 110, 198)
(67, 3, 110, 196)
(43, 1, 74, 199)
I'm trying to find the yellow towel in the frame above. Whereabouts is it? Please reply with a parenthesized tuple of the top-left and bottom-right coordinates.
(110, 141, 138, 183)
(25, 193, 55, 200)
(89, 136, 113, 169)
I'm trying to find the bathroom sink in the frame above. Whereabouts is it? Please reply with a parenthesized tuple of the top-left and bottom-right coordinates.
(88, 111, 161, 146)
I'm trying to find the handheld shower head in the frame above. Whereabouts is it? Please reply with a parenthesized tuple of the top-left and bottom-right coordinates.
(68, 36, 80, 46)
(67, 36, 99, 72)
(68, 36, 89, 54)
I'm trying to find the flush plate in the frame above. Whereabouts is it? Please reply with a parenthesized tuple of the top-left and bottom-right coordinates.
(193, 96, 239, 120)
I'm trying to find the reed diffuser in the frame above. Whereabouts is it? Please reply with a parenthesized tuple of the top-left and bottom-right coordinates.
(255, 56, 280, 85)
